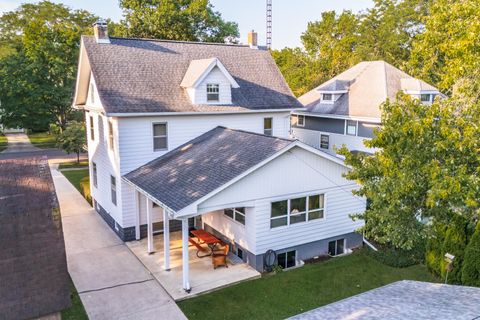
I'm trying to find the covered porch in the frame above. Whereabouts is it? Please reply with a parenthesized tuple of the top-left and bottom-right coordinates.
(126, 229, 260, 300)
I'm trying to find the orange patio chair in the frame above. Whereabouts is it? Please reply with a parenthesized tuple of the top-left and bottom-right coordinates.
(212, 243, 229, 269)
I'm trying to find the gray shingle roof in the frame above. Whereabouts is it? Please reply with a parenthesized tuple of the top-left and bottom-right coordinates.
(298, 61, 440, 118)
(0, 157, 70, 319)
(81, 36, 302, 114)
(124, 127, 293, 212)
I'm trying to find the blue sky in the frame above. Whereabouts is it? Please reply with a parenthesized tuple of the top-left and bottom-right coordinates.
(0, 0, 373, 48)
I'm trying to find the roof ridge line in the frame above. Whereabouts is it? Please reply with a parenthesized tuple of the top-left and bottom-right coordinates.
(222, 126, 294, 142)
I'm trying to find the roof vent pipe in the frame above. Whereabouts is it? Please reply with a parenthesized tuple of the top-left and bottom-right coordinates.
(93, 19, 110, 44)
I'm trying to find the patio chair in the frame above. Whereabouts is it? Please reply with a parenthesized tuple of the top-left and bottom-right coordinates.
(212, 243, 229, 269)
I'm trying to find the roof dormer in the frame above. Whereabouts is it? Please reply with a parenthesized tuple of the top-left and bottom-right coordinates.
(181, 57, 239, 105)
(316, 80, 349, 104)
(401, 78, 440, 104)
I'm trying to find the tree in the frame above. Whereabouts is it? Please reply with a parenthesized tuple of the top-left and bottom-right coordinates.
(339, 76, 480, 250)
(57, 121, 86, 163)
(408, 0, 480, 93)
(114, 0, 239, 43)
(462, 223, 480, 287)
(0, 1, 97, 131)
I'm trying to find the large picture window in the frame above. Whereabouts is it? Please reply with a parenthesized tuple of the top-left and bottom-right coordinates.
(277, 250, 296, 269)
(270, 194, 325, 228)
(224, 207, 246, 225)
(153, 123, 168, 151)
(207, 84, 219, 101)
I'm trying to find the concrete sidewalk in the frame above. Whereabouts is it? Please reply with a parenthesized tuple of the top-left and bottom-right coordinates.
(50, 165, 187, 320)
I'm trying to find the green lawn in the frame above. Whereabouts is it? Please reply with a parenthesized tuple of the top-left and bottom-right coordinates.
(0, 134, 7, 152)
(178, 250, 438, 320)
(62, 169, 89, 193)
(59, 160, 89, 170)
(28, 131, 57, 148)
(62, 280, 88, 320)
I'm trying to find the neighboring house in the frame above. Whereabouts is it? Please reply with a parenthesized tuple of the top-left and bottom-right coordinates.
(292, 61, 442, 156)
(0, 156, 70, 319)
(73, 21, 365, 293)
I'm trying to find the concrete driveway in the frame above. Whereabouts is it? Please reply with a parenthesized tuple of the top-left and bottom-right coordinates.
(2, 133, 40, 153)
(50, 165, 187, 320)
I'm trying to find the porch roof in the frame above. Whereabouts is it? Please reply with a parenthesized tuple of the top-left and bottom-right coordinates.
(123, 127, 293, 213)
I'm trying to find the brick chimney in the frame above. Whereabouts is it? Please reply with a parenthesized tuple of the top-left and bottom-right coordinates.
(247, 30, 258, 49)
(93, 19, 110, 44)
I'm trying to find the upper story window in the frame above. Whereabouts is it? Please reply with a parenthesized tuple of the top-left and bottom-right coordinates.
(111, 175, 117, 206)
(224, 207, 245, 225)
(346, 120, 357, 136)
(297, 115, 305, 127)
(270, 194, 325, 228)
(420, 94, 433, 103)
(320, 134, 329, 150)
(90, 83, 95, 104)
(264, 117, 273, 136)
(92, 162, 98, 188)
(206, 84, 220, 102)
(322, 93, 333, 101)
(89, 116, 95, 141)
(108, 120, 114, 151)
(153, 123, 168, 151)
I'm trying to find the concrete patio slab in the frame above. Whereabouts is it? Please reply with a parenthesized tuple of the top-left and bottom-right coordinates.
(50, 166, 186, 320)
(127, 231, 261, 301)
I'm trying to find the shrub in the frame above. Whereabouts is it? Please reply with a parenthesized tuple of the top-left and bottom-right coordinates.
(367, 243, 425, 268)
(426, 223, 447, 276)
(462, 223, 480, 287)
(79, 176, 91, 205)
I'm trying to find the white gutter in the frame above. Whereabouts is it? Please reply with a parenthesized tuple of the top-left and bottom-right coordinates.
(106, 108, 304, 118)
(292, 111, 381, 123)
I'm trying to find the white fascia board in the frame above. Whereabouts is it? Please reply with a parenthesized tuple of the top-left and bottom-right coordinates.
(403, 90, 440, 95)
(291, 111, 381, 123)
(72, 39, 91, 108)
(106, 108, 300, 117)
(174, 140, 350, 218)
(189, 58, 240, 89)
(317, 90, 348, 94)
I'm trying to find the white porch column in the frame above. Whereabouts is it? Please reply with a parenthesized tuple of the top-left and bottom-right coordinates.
(163, 209, 170, 271)
(134, 190, 140, 240)
(182, 218, 191, 292)
(146, 197, 154, 254)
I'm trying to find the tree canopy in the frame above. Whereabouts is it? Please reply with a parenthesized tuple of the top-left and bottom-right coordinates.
(0, 1, 97, 131)
(113, 0, 239, 43)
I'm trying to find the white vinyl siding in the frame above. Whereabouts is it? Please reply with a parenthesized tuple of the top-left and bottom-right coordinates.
(188, 67, 232, 104)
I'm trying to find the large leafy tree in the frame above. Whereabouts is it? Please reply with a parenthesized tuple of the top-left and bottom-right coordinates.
(0, 1, 96, 131)
(56, 121, 86, 163)
(340, 76, 480, 250)
(114, 0, 239, 43)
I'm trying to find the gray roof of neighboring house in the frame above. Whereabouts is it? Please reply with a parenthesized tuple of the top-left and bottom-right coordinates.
(124, 127, 293, 212)
(289, 280, 480, 320)
(298, 61, 440, 118)
(0, 157, 70, 319)
(80, 36, 302, 114)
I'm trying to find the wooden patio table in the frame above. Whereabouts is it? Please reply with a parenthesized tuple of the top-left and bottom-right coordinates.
(190, 229, 221, 257)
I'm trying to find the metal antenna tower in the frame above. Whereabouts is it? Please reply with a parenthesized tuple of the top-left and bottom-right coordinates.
(266, 0, 272, 49)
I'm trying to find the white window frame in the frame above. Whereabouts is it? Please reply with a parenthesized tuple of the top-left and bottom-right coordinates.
(92, 162, 98, 188)
(108, 120, 114, 151)
(322, 93, 333, 101)
(346, 120, 357, 136)
(110, 175, 117, 206)
(270, 193, 326, 229)
(297, 115, 305, 127)
(320, 134, 329, 150)
(89, 115, 95, 141)
(224, 207, 246, 226)
(277, 250, 297, 269)
(264, 117, 273, 136)
(206, 83, 220, 102)
(152, 122, 168, 151)
(420, 93, 432, 103)
(328, 238, 346, 256)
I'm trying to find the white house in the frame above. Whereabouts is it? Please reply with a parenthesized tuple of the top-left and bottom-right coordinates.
(73, 21, 365, 293)
(292, 61, 442, 156)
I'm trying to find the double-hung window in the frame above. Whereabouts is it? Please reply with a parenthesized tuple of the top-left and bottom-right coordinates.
(111, 175, 117, 205)
(264, 117, 273, 136)
(270, 194, 325, 228)
(92, 162, 98, 188)
(320, 134, 329, 149)
(153, 123, 168, 151)
(89, 116, 95, 141)
(297, 115, 305, 127)
(207, 84, 219, 102)
(224, 207, 246, 225)
(108, 120, 114, 151)
(346, 120, 357, 136)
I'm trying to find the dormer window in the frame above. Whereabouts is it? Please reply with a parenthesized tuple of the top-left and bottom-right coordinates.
(207, 84, 219, 102)
(322, 93, 333, 101)
(421, 94, 432, 103)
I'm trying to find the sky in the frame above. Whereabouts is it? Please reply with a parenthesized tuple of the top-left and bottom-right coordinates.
(0, 0, 373, 49)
